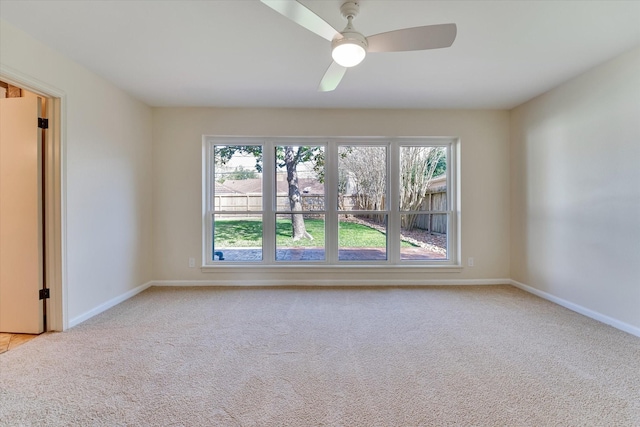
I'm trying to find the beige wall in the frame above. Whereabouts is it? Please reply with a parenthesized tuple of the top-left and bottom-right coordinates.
(152, 108, 511, 284)
(510, 47, 640, 330)
(0, 20, 154, 325)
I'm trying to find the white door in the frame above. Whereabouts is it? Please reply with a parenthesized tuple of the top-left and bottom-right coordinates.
(0, 96, 44, 334)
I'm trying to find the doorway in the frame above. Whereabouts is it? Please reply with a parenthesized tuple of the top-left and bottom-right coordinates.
(0, 73, 65, 333)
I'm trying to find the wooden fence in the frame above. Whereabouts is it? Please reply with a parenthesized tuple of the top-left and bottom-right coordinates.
(214, 194, 324, 212)
(215, 189, 447, 234)
(410, 189, 447, 234)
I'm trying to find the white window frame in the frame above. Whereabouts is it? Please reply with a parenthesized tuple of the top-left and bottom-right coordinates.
(203, 136, 459, 267)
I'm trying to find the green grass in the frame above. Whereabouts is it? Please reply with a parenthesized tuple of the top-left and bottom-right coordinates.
(214, 217, 413, 248)
(214, 218, 263, 247)
(338, 220, 387, 248)
(276, 218, 325, 247)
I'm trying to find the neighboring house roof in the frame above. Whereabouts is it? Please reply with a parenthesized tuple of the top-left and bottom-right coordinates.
(220, 179, 263, 194)
(214, 182, 241, 194)
(220, 177, 324, 195)
(428, 174, 447, 191)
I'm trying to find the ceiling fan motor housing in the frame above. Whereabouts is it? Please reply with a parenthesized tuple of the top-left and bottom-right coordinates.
(332, 1, 368, 67)
(332, 29, 368, 53)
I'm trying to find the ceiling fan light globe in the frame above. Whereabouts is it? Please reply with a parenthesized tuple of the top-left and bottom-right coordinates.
(331, 34, 367, 67)
(332, 42, 366, 67)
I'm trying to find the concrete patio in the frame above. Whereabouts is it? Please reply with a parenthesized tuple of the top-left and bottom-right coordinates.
(215, 247, 447, 262)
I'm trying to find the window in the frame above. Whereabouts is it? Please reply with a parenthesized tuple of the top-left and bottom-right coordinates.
(204, 137, 457, 266)
(211, 143, 263, 262)
(338, 145, 388, 261)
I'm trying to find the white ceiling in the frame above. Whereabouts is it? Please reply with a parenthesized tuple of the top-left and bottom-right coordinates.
(1, 0, 639, 109)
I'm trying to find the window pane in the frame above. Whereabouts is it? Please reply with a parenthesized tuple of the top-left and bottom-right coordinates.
(338, 214, 387, 261)
(338, 146, 387, 211)
(275, 214, 325, 261)
(213, 214, 262, 261)
(275, 145, 325, 212)
(400, 146, 447, 211)
(400, 214, 448, 260)
(214, 145, 263, 211)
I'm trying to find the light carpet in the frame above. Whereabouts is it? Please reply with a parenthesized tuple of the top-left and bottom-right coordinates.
(1, 285, 639, 426)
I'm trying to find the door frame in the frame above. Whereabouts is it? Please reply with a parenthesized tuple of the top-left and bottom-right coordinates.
(1, 65, 67, 331)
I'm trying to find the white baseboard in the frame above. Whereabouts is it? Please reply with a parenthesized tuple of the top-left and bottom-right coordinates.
(510, 280, 640, 338)
(66, 278, 639, 338)
(68, 281, 153, 328)
(151, 278, 511, 287)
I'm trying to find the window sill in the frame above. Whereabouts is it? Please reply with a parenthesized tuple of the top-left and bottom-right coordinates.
(200, 264, 464, 273)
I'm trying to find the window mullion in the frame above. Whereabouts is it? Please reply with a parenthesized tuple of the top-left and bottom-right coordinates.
(262, 140, 275, 263)
(448, 141, 458, 265)
(388, 142, 400, 264)
(204, 140, 214, 265)
(325, 141, 338, 263)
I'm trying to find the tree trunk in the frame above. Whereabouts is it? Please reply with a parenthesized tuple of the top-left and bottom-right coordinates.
(285, 146, 313, 241)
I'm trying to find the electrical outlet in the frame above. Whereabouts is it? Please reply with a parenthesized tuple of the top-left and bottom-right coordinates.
(188, 257, 195, 268)
(468, 257, 474, 267)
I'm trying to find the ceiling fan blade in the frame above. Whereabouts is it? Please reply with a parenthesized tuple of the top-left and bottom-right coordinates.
(260, 0, 340, 42)
(318, 62, 347, 92)
(366, 23, 457, 53)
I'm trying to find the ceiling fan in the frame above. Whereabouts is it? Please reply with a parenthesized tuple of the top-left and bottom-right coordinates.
(260, 0, 457, 91)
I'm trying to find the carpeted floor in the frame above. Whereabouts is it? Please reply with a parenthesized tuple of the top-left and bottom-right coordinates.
(1, 285, 639, 426)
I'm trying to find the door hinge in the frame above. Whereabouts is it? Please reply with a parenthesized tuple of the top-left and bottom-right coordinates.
(38, 118, 49, 129)
(39, 288, 50, 300)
